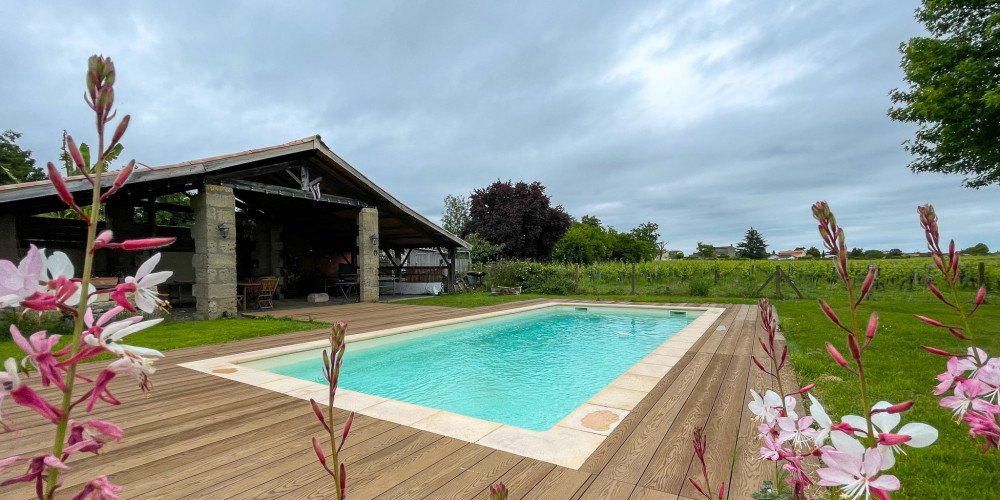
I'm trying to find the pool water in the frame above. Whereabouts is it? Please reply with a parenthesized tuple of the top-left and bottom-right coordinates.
(242, 306, 695, 431)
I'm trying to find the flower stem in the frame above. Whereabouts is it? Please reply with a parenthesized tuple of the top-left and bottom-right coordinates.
(46, 131, 105, 497)
(846, 271, 876, 444)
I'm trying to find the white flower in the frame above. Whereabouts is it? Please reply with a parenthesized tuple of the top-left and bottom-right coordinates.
(749, 389, 798, 425)
(123, 253, 172, 313)
(840, 401, 938, 471)
(41, 250, 95, 306)
(83, 316, 164, 358)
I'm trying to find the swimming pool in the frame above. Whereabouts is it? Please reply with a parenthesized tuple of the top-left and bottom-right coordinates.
(242, 305, 696, 431)
(180, 302, 724, 468)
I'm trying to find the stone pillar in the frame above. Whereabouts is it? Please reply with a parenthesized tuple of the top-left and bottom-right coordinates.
(190, 185, 237, 319)
(357, 207, 379, 303)
(0, 214, 18, 261)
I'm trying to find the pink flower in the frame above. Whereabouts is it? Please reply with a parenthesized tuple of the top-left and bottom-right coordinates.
(974, 358, 1000, 404)
(10, 382, 65, 424)
(818, 447, 900, 500)
(759, 433, 790, 461)
(0, 454, 70, 487)
(963, 411, 1000, 452)
(71, 475, 123, 500)
(9, 325, 67, 391)
(777, 415, 818, 451)
(934, 356, 969, 395)
(0, 244, 43, 307)
(941, 379, 1000, 421)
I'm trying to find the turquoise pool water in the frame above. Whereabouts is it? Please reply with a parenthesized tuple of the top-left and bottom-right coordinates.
(242, 305, 696, 431)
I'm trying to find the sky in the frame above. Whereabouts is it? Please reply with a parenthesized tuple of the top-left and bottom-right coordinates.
(2, 0, 998, 255)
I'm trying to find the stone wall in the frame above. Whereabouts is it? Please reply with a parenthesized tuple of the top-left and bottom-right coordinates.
(190, 185, 237, 319)
(357, 207, 379, 302)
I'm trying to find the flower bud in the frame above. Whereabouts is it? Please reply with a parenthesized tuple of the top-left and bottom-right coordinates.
(877, 433, 911, 446)
(109, 115, 130, 148)
(120, 237, 176, 251)
(914, 315, 944, 328)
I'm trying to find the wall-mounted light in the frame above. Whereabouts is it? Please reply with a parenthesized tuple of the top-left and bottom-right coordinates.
(218, 222, 231, 239)
(369, 233, 378, 246)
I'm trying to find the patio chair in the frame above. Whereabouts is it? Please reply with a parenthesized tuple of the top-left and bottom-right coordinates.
(256, 277, 279, 310)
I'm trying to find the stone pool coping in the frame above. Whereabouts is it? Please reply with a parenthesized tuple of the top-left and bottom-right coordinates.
(179, 302, 725, 469)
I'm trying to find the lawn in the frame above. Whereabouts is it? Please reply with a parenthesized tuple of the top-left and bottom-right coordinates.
(0, 314, 327, 362)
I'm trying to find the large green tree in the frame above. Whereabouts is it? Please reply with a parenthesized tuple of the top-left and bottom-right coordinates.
(0, 130, 46, 184)
(551, 216, 613, 264)
(736, 227, 768, 259)
(463, 180, 571, 260)
(889, 1, 1000, 188)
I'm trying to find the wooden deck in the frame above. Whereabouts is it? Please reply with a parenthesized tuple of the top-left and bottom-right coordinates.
(1, 300, 780, 499)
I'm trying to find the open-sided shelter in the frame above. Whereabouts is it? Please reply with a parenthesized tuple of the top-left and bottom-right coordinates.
(0, 136, 468, 319)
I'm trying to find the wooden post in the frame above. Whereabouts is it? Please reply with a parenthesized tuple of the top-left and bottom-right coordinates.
(575, 263, 580, 293)
(774, 266, 782, 296)
(447, 247, 457, 293)
(631, 262, 637, 295)
(979, 261, 986, 288)
(714, 267, 719, 284)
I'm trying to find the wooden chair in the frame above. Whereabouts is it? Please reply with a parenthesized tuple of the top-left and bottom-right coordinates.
(256, 277, 279, 310)
(239, 277, 262, 311)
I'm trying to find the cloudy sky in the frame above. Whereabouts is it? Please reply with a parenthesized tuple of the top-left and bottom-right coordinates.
(2, 0, 998, 254)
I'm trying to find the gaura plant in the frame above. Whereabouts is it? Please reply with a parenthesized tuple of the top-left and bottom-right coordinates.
(310, 321, 355, 500)
(747, 202, 938, 500)
(914, 204, 1000, 452)
(0, 55, 174, 499)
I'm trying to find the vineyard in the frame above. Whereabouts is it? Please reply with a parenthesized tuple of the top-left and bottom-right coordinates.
(474, 256, 1000, 300)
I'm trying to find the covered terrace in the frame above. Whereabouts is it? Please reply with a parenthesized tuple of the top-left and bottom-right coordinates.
(0, 136, 469, 319)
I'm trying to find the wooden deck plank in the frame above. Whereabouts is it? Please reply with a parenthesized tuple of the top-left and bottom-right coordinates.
(521, 466, 592, 500)
(0, 300, 777, 500)
(427, 450, 523, 500)
(579, 305, 743, 475)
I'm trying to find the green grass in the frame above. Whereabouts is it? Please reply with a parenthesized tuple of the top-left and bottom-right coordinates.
(0, 315, 327, 362)
(774, 294, 1000, 499)
(402, 291, 758, 307)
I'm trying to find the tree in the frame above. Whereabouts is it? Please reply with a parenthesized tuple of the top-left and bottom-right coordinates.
(464, 232, 504, 263)
(0, 129, 46, 184)
(887, 248, 905, 258)
(695, 242, 715, 258)
(889, 1, 1000, 188)
(463, 180, 571, 260)
(551, 216, 612, 264)
(736, 227, 767, 259)
(440, 194, 471, 236)
(805, 246, 821, 259)
(962, 242, 990, 255)
(863, 249, 885, 259)
(850, 247, 865, 258)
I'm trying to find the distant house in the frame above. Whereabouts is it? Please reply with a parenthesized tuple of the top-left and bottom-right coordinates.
(776, 249, 807, 260)
(712, 245, 737, 258)
(657, 250, 684, 260)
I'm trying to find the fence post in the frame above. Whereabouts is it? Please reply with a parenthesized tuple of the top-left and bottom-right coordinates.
(714, 267, 719, 284)
(775, 265, 782, 296)
(631, 262, 637, 295)
(979, 261, 986, 289)
(575, 263, 580, 293)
